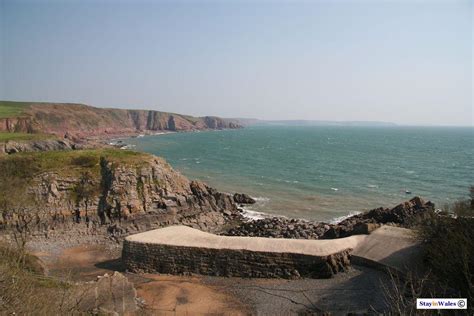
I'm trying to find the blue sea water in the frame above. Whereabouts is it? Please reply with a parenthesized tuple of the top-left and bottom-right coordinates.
(126, 126, 474, 222)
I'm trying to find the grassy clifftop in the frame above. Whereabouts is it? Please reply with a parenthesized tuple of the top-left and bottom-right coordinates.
(0, 101, 33, 118)
(0, 148, 151, 179)
(0, 101, 241, 137)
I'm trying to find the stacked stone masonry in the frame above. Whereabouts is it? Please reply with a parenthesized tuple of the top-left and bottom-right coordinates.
(122, 226, 357, 279)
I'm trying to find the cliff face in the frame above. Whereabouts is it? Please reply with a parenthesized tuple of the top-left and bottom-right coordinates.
(0, 149, 242, 236)
(0, 102, 241, 137)
(0, 117, 34, 133)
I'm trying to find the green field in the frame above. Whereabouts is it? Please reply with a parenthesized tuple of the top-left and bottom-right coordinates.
(0, 101, 32, 118)
(0, 132, 54, 142)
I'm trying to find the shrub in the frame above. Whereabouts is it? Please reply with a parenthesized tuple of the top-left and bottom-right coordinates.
(419, 217, 473, 300)
(385, 187, 474, 315)
(417, 187, 474, 307)
(0, 243, 76, 314)
(71, 155, 98, 168)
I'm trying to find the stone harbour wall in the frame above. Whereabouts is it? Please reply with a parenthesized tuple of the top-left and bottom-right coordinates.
(122, 239, 352, 279)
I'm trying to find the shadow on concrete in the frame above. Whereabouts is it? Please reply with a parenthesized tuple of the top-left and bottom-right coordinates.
(378, 244, 425, 275)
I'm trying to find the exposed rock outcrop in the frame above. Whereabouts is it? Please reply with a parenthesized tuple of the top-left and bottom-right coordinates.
(0, 139, 94, 154)
(233, 193, 256, 204)
(225, 197, 434, 239)
(323, 196, 434, 239)
(0, 150, 243, 241)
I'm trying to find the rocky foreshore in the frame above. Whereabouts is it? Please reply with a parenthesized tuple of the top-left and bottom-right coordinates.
(224, 196, 434, 240)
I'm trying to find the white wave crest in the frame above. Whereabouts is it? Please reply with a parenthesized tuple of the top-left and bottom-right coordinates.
(240, 208, 269, 221)
(329, 211, 361, 224)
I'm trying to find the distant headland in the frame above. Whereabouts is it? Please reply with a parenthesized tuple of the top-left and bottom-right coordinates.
(227, 118, 397, 127)
(0, 101, 241, 139)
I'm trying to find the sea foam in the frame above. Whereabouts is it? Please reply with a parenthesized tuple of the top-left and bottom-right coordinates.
(329, 211, 361, 224)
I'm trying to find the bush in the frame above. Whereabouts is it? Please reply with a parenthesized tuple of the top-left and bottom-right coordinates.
(419, 217, 473, 300)
(0, 243, 76, 314)
(384, 188, 473, 315)
(71, 155, 98, 167)
(417, 187, 474, 308)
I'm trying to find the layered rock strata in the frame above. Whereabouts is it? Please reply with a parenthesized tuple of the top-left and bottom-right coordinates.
(0, 139, 97, 155)
(0, 150, 243, 240)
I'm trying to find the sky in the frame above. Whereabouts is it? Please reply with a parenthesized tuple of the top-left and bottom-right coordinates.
(1, 0, 472, 126)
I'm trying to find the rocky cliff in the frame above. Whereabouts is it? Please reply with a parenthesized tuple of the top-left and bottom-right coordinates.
(0, 102, 241, 138)
(0, 149, 243, 239)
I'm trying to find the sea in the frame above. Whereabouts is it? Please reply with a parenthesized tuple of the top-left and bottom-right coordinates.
(125, 126, 474, 222)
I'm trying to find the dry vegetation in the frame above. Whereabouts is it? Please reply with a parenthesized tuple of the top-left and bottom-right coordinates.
(0, 243, 86, 314)
(384, 187, 474, 315)
(418, 191, 474, 303)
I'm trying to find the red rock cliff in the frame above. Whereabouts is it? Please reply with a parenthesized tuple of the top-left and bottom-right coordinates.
(0, 102, 241, 137)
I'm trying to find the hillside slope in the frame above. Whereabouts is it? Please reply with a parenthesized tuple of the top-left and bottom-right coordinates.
(0, 101, 241, 137)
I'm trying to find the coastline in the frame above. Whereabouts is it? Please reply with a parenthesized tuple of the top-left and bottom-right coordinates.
(120, 126, 473, 222)
(1, 117, 471, 315)
(0, 127, 449, 315)
(239, 198, 362, 224)
(105, 131, 177, 149)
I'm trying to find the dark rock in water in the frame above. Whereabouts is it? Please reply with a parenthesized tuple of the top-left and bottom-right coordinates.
(233, 193, 256, 204)
(224, 197, 435, 240)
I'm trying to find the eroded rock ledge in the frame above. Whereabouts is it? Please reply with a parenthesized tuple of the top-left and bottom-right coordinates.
(224, 197, 434, 239)
(122, 226, 363, 279)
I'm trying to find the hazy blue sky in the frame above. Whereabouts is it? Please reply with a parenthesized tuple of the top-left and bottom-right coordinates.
(1, 0, 472, 126)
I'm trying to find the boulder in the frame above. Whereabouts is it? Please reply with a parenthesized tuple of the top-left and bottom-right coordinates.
(233, 193, 256, 204)
(351, 222, 380, 235)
